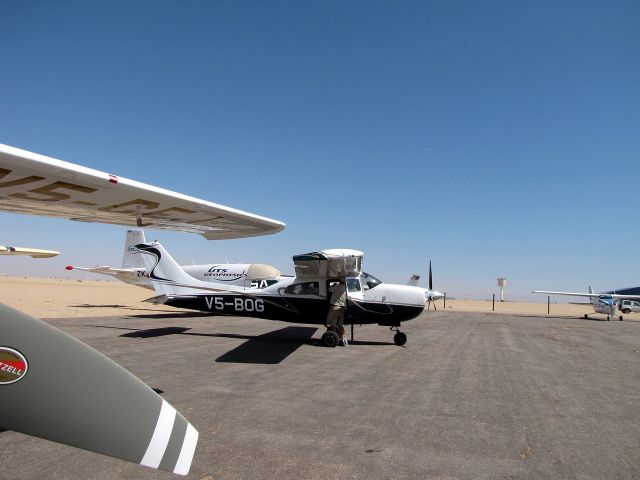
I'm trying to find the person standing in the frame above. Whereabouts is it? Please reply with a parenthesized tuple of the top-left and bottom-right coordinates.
(327, 280, 348, 346)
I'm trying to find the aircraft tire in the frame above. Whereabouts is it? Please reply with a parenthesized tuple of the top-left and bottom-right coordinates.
(619, 316, 624, 321)
(393, 332, 407, 346)
(322, 331, 340, 348)
(584, 314, 588, 319)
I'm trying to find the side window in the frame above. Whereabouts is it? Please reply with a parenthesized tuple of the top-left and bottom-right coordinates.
(347, 278, 361, 293)
(284, 282, 319, 295)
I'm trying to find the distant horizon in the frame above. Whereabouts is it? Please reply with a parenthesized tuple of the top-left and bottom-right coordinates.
(2, 1, 639, 297)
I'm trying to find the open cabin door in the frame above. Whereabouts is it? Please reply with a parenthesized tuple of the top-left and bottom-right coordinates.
(292, 249, 364, 299)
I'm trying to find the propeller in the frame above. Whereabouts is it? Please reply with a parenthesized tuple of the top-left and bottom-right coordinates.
(426, 260, 439, 311)
(429, 260, 433, 291)
(0, 303, 197, 475)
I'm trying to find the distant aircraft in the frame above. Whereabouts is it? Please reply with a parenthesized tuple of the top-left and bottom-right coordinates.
(532, 286, 640, 321)
(408, 261, 444, 309)
(66, 229, 286, 289)
(0, 245, 59, 258)
(0, 143, 285, 474)
(133, 241, 428, 347)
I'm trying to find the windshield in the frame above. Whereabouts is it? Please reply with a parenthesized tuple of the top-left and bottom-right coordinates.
(361, 272, 383, 290)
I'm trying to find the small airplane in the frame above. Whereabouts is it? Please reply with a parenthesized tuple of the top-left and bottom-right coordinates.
(133, 241, 428, 347)
(408, 261, 444, 309)
(0, 143, 285, 474)
(0, 245, 59, 258)
(532, 286, 640, 321)
(67, 229, 286, 290)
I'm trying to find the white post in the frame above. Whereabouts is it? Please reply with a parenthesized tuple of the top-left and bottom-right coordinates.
(497, 277, 507, 302)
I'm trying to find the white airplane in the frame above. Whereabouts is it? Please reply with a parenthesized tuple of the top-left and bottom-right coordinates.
(532, 286, 640, 321)
(0, 143, 285, 475)
(66, 229, 286, 290)
(0, 245, 59, 258)
(408, 261, 444, 309)
(133, 241, 429, 347)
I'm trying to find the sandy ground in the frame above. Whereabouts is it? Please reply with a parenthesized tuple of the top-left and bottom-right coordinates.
(2, 275, 638, 321)
(0, 275, 177, 318)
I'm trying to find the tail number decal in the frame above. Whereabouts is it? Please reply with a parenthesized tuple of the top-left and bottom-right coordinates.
(206, 296, 265, 313)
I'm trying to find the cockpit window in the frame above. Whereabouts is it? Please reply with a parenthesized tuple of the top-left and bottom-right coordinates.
(361, 272, 382, 290)
(284, 282, 319, 295)
(346, 278, 361, 293)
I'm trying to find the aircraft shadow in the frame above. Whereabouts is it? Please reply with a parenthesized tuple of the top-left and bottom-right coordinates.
(215, 326, 318, 364)
(89, 324, 318, 363)
(120, 326, 192, 338)
(509, 314, 623, 322)
(88, 324, 393, 363)
(347, 340, 394, 346)
(126, 312, 211, 320)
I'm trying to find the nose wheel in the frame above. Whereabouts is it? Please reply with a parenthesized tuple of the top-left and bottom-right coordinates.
(390, 327, 407, 346)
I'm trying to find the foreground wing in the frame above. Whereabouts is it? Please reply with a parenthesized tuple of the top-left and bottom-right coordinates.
(0, 144, 285, 239)
(0, 303, 197, 475)
(0, 245, 59, 258)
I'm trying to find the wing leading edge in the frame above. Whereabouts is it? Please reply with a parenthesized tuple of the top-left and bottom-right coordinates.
(0, 144, 285, 240)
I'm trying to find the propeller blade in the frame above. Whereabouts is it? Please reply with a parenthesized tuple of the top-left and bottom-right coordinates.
(0, 303, 197, 475)
(428, 260, 433, 291)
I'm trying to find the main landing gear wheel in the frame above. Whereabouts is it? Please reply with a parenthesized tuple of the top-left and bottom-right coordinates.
(322, 330, 340, 348)
(619, 316, 624, 321)
(584, 314, 588, 319)
(393, 331, 407, 346)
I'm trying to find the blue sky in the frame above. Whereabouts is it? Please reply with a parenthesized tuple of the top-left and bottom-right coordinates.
(1, 1, 639, 300)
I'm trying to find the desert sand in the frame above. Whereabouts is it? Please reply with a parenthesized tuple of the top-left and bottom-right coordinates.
(2, 275, 634, 320)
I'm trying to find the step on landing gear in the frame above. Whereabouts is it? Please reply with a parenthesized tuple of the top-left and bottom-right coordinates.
(390, 326, 407, 346)
(321, 330, 340, 348)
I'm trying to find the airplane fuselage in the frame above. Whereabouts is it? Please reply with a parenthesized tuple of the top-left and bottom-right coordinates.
(161, 291, 424, 326)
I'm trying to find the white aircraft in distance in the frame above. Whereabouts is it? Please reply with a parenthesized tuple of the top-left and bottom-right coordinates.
(66, 229, 286, 290)
(0, 143, 285, 475)
(133, 241, 429, 347)
(408, 261, 444, 309)
(0, 245, 59, 258)
(532, 286, 640, 321)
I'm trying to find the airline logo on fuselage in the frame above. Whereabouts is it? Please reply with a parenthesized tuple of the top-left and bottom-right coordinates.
(203, 265, 244, 282)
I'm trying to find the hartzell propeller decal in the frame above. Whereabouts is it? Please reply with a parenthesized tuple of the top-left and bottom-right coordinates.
(0, 347, 28, 385)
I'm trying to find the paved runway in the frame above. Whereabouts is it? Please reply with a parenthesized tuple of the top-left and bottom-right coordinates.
(2, 310, 639, 480)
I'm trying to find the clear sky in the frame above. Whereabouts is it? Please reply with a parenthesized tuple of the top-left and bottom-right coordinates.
(1, 1, 639, 300)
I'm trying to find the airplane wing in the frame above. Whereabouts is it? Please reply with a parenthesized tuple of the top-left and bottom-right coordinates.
(0, 144, 285, 240)
(533, 290, 640, 300)
(533, 290, 602, 298)
(0, 303, 197, 475)
(0, 245, 59, 258)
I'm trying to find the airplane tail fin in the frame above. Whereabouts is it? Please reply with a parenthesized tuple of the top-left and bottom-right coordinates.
(407, 274, 420, 287)
(588, 285, 594, 294)
(122, 230, 146, 269)
(133, 241, 245, 298)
